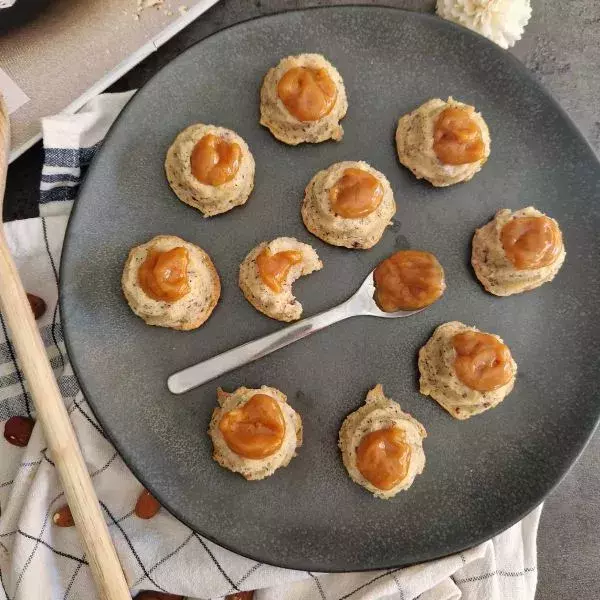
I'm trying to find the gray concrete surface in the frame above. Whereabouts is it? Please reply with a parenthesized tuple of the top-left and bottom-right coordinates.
(4, 1, 600, 598)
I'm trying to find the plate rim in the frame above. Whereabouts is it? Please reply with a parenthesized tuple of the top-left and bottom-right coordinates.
(59, 4, 600, 572)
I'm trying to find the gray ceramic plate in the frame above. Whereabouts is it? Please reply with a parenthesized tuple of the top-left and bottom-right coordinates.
(60, 6, 600, 572)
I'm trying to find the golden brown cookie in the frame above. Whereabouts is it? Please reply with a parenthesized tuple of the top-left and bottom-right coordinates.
(418, 321, 517, 419)
(339, 385, 426, 499)
(208, 386, 303, 480)
(396, 97, 490, 187)
(260, 53, 348, 145)
(472, 207, 565, 296)
(239, 237, 322, 322)
(302, 161, 396, 249)
(122, 234, 220, 330)
(165, 123, 254, 217)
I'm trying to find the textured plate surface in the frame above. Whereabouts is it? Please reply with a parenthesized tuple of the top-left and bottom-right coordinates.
(60, 7, 600, 571)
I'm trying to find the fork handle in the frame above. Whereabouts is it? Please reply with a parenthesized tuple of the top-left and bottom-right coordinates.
(168, 301, 355, 394)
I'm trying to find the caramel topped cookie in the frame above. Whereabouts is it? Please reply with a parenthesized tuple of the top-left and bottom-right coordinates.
(418, 321, 517, 419)
(396, 97, 490, 187)
(472, 207, 565, 296)
(122, 235, 220, 330)
(260, 53, 348, 145)
(302, 161, 395, 249)
(239, 237, 322, 322)
(339, 385, 426, 499)
(209, 385, 302, 480)
(165, 124, 255, 217)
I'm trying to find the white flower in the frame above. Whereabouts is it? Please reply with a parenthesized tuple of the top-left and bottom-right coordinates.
(436, 0, 532, 49)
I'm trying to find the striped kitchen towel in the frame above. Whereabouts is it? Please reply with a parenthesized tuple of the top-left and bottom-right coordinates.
(0, 92, 542, 600)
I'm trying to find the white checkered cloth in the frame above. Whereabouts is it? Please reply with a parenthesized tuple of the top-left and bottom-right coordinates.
(0, 92, 542, 600)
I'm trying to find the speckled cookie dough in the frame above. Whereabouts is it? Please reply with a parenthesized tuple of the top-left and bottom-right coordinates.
(208, 386, 303, 480)
(259, 53, 348, 145)
(239, 236, 323, 322)
(165, 123, 255, 217)
(418, 321, 517, 420)
(395, 97, 490, 187)
(339, 384, 427, 499)
(472, 207, 566, 296)
(302, 161, 396, 249)
(121, 234, 220, 330)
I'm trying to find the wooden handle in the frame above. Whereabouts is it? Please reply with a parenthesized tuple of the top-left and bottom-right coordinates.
(0, 96, 131, 599)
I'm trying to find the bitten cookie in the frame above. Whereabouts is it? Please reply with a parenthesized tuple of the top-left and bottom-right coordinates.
(472, 206, 565, 296)
(396, 97, 490, 187)
(122, 235, 220, 330)
(302, 161, 396, 249)
(165, 123, 255, 217)
(208, 386, 303, 480)
(239, 236, 323, 322)
(339, 384, 426, 499)
(418, 321, 517, 420)
(260, 53, 348, 145)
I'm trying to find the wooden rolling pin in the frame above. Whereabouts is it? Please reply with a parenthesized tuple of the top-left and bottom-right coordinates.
(0, 94, 131, 599)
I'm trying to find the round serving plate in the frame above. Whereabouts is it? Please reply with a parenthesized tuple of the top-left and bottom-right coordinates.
(60, 6, 600, 571)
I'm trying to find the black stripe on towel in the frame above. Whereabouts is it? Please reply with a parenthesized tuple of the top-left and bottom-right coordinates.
(43, 144, 100, 168)
(40, 186, 78, 204)
(41, 173, 80, 184)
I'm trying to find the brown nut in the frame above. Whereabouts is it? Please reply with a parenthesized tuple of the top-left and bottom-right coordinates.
(226, 593, 255, 600)
(53, 504, 74, 527)
(27, 293, 47, 320)
(4, 416, 35, 447)
(135, 489, 161, 519)
(135, 592, 183, 600)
